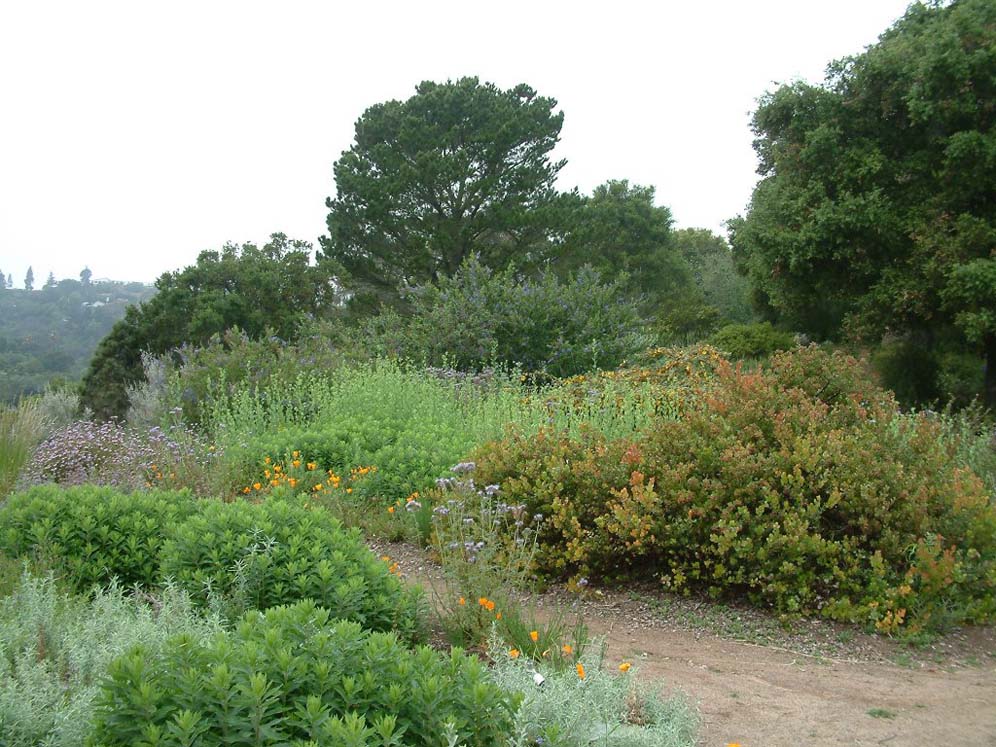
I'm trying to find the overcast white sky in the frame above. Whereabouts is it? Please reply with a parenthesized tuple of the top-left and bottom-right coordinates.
(0, 0, 914, 286)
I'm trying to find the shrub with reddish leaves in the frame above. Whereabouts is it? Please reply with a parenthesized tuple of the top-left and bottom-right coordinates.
(474, 347, 996, 635)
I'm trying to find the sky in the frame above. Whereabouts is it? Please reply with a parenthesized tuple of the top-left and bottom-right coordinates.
(0, 0, 915, 286)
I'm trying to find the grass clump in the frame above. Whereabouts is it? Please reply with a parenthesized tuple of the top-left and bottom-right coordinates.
(0, 399, 48, 500)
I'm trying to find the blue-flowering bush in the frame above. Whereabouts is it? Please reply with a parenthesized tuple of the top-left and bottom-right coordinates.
(17, 419, 155, 491)
(375, 257, 650, 377)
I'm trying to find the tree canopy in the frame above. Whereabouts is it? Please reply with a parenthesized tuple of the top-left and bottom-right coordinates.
(320, 77, 568, 311)
(556, 180, 691, 313)
(729, 0, 996, 404)
(80, 234, 340, 418)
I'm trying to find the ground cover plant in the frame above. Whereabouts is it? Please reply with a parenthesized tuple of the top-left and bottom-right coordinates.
(91, 600, 518, 747)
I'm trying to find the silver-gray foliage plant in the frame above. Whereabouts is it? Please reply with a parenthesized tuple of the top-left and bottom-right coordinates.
(0, 573, 223, 747)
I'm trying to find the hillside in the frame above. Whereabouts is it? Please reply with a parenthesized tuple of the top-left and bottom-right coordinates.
(0, 279, 155, 401)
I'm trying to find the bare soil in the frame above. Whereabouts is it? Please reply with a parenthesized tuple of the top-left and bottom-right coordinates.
(371, 539, 996, 747)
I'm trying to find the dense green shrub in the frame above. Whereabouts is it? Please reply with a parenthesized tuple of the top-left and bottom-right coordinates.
(871, 338, 942, 406)
(92, 601, 517, 747)
(160, 499, 423, 639)
(474, 347, 996, 634)
(937, 349, 987, 409)
(869, 338, 987, 409)
(164, 321, 360, 425)
(0, 485, 196, 592)
(0, 574, 221, 747)
(708, 321, 795, 359)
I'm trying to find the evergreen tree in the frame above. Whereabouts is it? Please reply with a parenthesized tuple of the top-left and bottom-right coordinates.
(24, 267, 34, 291)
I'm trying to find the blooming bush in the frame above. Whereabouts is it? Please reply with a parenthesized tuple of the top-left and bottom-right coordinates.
(416, 464, 588, 663)
(0, 485, 197, 593)
(17, 419, 155, 491)
(474, 347, 996, 634)
(371, 256, 650, 378)
(159, 498, 424, 640)
(91, 601, 518, 747)
(236, 452, 376, 500)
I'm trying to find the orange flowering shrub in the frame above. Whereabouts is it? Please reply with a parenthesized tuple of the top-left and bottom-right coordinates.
(474, 346, 996, 634)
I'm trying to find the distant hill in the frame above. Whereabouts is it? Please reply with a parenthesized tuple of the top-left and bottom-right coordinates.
(0, 279, 156, 402)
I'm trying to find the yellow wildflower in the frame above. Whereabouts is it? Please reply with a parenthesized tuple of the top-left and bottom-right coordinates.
(619, 662, 631, 673)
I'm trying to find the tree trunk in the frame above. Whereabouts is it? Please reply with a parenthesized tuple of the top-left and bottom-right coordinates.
(985, 335, 996, 410)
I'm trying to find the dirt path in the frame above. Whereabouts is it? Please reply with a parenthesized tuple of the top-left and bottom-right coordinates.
(588, 617, 996, 746)
(372, 540, 996, 747)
